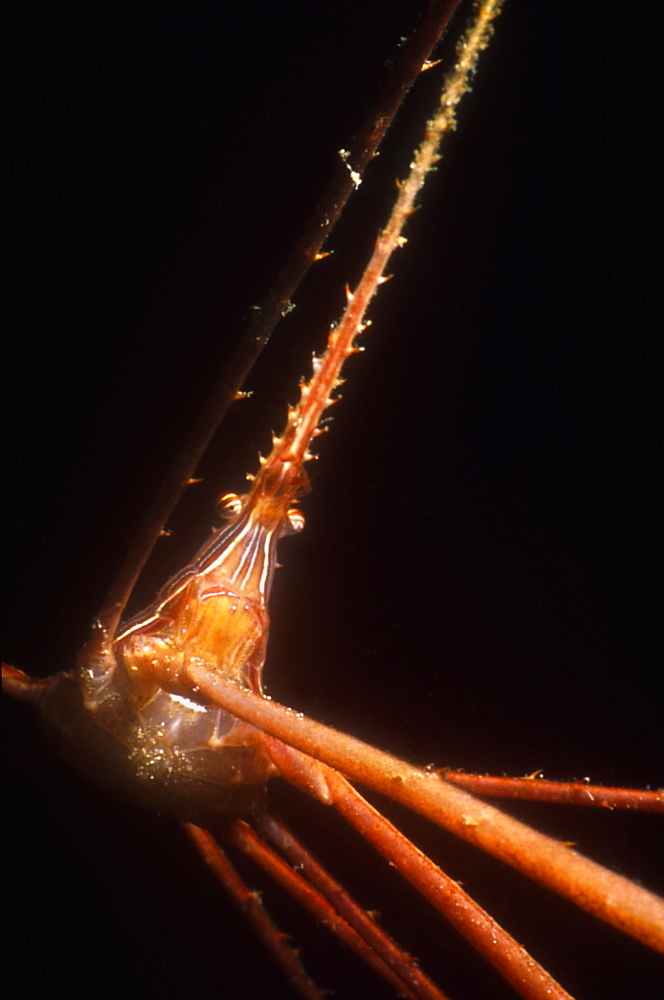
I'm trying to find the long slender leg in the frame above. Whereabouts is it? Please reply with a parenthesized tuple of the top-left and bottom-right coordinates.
(253, 807, 449, 1000)
(264, 736, 572, 1000)
(184, 822, 326, 1000)
(222, 818, 440, 1000)
(441, 772, 664, 811)
(188, 665, 664, 953)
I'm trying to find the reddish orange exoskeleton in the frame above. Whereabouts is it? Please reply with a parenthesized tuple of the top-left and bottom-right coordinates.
(5, 3, 662, 999)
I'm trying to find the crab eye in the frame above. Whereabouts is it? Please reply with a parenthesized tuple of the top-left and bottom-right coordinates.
(216, 492, 243, 519)
(282, 508, 305, 536)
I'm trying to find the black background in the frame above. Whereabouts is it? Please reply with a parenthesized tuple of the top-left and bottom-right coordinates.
(6, 3, 661, 998)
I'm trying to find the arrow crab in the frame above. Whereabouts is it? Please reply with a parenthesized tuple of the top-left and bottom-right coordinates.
(6, 2, 661, 998)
